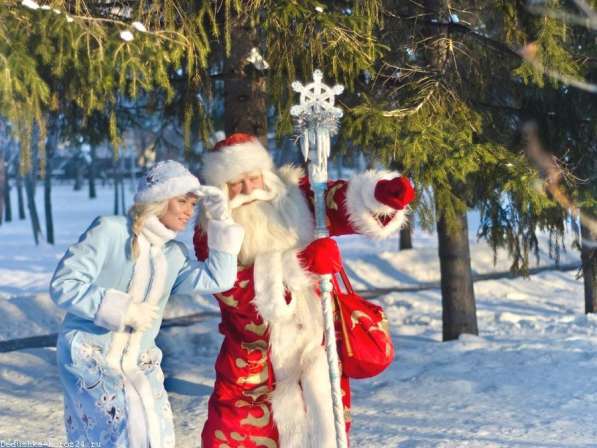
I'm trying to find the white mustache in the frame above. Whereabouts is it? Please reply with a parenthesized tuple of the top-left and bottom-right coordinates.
(229, 188, 277, 209)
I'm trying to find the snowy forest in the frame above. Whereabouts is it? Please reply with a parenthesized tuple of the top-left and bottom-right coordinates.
(0, 1, 596, 447)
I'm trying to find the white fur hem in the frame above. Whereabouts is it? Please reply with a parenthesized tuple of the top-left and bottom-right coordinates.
(345, 170, 410, 240)
(271, 381, 309, 447)
(303, 349, 336, 448)
(207, 219, 245, 255)
(94, 289, 131, 331)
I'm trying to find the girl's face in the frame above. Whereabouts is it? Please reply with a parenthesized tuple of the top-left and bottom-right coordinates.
(159, 194, 198, 232)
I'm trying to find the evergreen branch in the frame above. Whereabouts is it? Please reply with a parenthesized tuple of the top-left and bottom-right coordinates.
(472, 100, 521, 113)
(519, 43, 597, 93)
(437, 22, 523, 60)
(385, 10, 595, 93)
(383, 9, 523, 59)
(380, 82, 436, 117)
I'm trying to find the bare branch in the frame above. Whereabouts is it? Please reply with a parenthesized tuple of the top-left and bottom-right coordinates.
(523, 122, 597, 247)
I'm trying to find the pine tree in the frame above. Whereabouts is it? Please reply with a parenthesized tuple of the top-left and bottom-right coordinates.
(341, 0, 593, 339)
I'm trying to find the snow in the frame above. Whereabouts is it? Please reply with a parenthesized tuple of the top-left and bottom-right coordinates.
(0, 183, 588, 447)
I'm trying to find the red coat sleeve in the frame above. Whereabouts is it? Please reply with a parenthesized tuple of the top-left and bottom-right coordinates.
(298, 176, 397, 237)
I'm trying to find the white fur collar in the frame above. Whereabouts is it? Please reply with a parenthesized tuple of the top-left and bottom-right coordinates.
(142, 215, 176, 247)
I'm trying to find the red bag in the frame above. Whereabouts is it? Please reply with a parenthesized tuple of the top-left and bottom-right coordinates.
(331, 268, 395, 379)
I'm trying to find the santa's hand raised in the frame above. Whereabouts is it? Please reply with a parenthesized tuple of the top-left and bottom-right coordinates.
(374, 176, 415, 210)
(299, 237, 342, 275)
(197, 185, 231, 221)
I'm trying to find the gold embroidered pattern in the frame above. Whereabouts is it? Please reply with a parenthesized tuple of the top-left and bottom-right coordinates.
(237, 402, 271, 428)
(350, 310, 372, 329)
(242, 385, 271, 402)
(326, 183, 343, 211)
(245, 322, 268, 336)
(216, 293, 239, 308)
(236, 358, 248, 368)
(241, 340, 268, 364)
(236, 368, 269, 386)
(250, 436, 277, 448)
(231, 432, 246, 441)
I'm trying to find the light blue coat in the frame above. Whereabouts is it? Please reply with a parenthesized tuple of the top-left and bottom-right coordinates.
(50, 215, 239, 448)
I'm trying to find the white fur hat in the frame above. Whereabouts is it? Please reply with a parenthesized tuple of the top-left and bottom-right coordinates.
(201, 133, 273, 186)
(134, 160, 201, 204)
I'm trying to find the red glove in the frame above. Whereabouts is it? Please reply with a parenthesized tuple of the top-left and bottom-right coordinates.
(374, 176, 415, 210)
(299, 237, 342, 275)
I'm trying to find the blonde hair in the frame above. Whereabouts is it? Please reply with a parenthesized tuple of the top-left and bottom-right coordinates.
(128, 200, 169, 259)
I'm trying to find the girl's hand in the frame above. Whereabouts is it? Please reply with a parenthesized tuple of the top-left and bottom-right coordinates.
(124, 302, 160, 332)
(197, 186, 231, 221)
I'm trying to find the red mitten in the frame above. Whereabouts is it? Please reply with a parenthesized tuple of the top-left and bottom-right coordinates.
(374, 176, 415, 210)
(299, 237, 342, 275)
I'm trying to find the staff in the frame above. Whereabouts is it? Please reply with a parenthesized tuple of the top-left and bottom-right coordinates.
(291, 69, 347, 448)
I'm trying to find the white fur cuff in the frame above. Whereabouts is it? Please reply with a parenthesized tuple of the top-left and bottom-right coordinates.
(345, 170, 410, 240)
(207, 219, 245, 255)
(94, 289, 132, 331)
(252, 251, 297, 323)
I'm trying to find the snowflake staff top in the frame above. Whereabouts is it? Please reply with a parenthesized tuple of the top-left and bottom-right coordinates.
(291, 69, 344, 184)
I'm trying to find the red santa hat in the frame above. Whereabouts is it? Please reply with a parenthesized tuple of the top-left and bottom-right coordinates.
(200, 133, 274, 186)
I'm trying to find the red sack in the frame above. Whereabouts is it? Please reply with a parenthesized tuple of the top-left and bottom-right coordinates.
(331, 268, 395, 379)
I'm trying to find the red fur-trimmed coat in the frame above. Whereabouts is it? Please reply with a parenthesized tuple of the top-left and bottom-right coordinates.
(194, 167, 410, 448)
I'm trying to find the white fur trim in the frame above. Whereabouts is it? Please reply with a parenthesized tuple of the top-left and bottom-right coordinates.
(123, 376, 149, 448)
(254, 248, 333, 448)
(271, 380, 309, 447)
(104, 222, 171, 448)
(277, 164, 304, 186)
(207, 219, 245, 255)
(201, 140, 273, 186)
(134, 173, 201, 204)
(252, 251, 296, 322)
(93, 289, 131, 331)
(302, 349, 336, 448)
(123, 237, 169, 448)
(345, 170, 410, 240)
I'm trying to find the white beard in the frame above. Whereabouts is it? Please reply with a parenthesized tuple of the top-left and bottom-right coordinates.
(230, 176, 314, 266)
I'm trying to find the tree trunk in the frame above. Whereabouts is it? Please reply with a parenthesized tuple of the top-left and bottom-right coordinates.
(74, 155, 84, 191)
(129, 152, 137, 198)
(437, 210, 478, 341)
(25, 172, 42, 245)
(3, 164, 11, 222)
(44, 112, 59, 245)
(223, 19, 268, 146)
(0, 150, 5, 225)
(582, 215, 597, 313)
(120, 155, 126, 214)
(113, 158, 120, 215)
(16, 172, 25, 220)
(400, 220, 413, 250)
(89, 144, 97, 199)
(423, 0, 477, 341)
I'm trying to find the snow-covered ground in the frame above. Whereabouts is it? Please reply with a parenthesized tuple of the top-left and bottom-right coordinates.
(0, 183, 589, 447)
